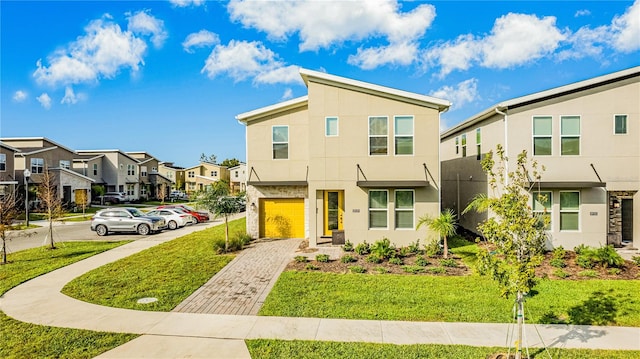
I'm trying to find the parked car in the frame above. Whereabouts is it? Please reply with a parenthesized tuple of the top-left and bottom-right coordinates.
(157, 204, 209, 223)
(99, 192, 128, 204)
(91, 207, 166, 236)
(169, 190, 188, 200)
(146, 208, 193, 230)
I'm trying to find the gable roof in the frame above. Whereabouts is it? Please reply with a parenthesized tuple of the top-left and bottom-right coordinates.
(0, 142, 20, 152)
(442, 66, 640, 139)
(77, 149, 139, 163)
(236, 96, 309, 123)
(0, 137, 76, 154)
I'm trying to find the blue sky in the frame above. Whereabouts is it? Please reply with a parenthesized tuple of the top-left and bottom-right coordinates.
(2, 1, 639, 168)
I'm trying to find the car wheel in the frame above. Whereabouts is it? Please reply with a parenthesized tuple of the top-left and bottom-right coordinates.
(95, 225, 108, 236)
(168, 220, 178, 230)
(137, 224, 150, 235)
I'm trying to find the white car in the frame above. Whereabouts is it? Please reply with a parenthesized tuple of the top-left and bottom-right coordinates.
(146, 208, 193, 230)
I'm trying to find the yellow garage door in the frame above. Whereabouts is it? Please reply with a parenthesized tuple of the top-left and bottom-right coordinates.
(259, 198, 305, 238)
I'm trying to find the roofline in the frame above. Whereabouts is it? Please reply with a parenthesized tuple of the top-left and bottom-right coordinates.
(73, 154, 105, 162)
(77, 149, 140, 163)
(49, 167, 95, 182)
(1, 137, 77, 154)
(0, 142, 20, 152)
(16, 146, 58, 156)
(441, 66, 640, 138)
(299, 68, 451, 112)
(236, 96, 309, 123)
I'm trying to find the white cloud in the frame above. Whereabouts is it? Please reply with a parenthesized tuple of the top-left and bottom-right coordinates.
(228, 0, 435, 68)
(37, 93, 52, 109)
(423, 34, 481, 77)
(201, 40, 301, 85)
(575, 9, 591, 17)
(127, 10, 168, 49)
(183, 30, 220, 53)
(610, 0, 640, 53)
(348, 41, 419, 70)
(557, 25, 610, 61)
(429, 78, 479, 109)
(13, 90, 27, 102)
(60, 86, 87, 105)
(281, 88, 293, 100)
(169, 0, 205, 7)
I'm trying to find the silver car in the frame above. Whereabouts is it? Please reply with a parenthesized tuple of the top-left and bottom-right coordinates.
(91, 207, 166, 236)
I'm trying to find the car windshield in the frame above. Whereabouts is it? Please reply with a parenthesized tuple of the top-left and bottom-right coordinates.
(182, 205, 195, 211)
(126, 208, 145, 217)
(146, 210, 158, 216)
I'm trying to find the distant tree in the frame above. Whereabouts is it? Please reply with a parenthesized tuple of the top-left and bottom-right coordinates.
(92, 185, 105, 205)
(195, 181, 244, 253)
(38, 168, 64, 250)
(0, 192, 20, 264)
(416, 209, 458, 259)
(157, 183, 167, 204)
(220, 158, 240, 168)
(75, 189, 89, 216)
(200, 153, 217, 164)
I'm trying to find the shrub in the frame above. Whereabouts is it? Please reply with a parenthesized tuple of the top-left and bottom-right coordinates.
(578, 269, 599, 278)
(294, 255, 308, 263)
(402, 265, 425, 274)
(397, 246, 410, 258)
(415, 255, 429, 267)
(355, 241, 370, 255)
(366, 254, 383, 264)
(305, 263, 320, 270)
(233, 232, 253, 246)
(595, 245, 625, 268)
(212, 236, 246, 253)
(408, 239, 421, 254)
(424, 239, 442, 257)
(315, 254, 330, 263)
(440, 258, 458, 267)
(340, 255, 356, 263)
(552, 246, 566, 260)
(342, 240, 354, 252)
(574, 244, 588, 255)
(576, 252, 595, 269)
(553, 269, 569, 278)
(370, 238, 395, 259)
(349, 265, 366, 273)
(374, 266, 389, 274)
(550, 258, 566, 268)
(429, 267, 447, 274)
(633, 256, 640, 266)
(389, 257, 403, 265)
(608, 268, 622, 275)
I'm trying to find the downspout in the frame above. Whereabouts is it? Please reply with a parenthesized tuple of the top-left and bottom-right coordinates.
(495, 108, 508, 184)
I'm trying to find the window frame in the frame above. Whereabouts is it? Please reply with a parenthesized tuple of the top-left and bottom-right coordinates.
(188, 171, 195, 178)
(532, 191, 552, 231)
(560, 115, 580, 156)
(461, 134, 467, 157)
(394, 189, 415, 230)
(476, 128, 481, 160)
(127, 164, 136, 176)
(126, 184, 135, 196)
(31, 158, 44, 173)
(394, 115, 414, 156)
(59, 160, 70, 169)
(455, 137, 459, 155)
(325, 116, 339, 137)
(368, 189, 389, 229)
(93, 163, 98, 176)
(368, 116, 389, 156)
(0, 153, 5, 171)
(141, 166, 148, 177)
(614, 114, 628, 135)
(272, 125, 289, 160)
(532, 116, 553, 156)
(211, 170, 217, 177)
(559, 190, 580, 231)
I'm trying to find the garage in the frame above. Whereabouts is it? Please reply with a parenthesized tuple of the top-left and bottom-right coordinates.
(259, 198, 305, 238)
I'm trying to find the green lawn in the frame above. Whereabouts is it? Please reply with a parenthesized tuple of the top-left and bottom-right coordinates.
(0, 241, 137, 359)
(246, 340, 640, 359)
(259, 271, 640, 327)
(61, 218, 244, 311)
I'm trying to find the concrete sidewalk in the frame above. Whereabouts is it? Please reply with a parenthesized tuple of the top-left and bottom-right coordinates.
(1, 216, 639, 358)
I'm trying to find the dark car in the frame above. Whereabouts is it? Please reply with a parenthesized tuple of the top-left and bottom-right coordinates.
(157, 204, 210, 223)
(91, 207, 166, 236)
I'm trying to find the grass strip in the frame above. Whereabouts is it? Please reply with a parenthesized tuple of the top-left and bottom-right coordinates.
(259, 271, 640, 326)
(245, 339, 640, 359)
(62, 218, 245, 311)
(0, 241, 137, 359)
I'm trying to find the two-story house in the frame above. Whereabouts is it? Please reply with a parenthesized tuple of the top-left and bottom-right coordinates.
(184, 162, 230, 194)
(1, 137, 94, 206)
(0, 142, 20, 196)
(159, 162, 185, 191)
(126, 152, 174, 200)
(441, 66, 639, 250)
(229, 163, 247, 194)
(237, 68, 450, 247)
(76, 150, 141, 201)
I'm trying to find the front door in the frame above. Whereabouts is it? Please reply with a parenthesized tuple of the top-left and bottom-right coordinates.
(622, 199, 633, 243)
(323, 190, 344, 236)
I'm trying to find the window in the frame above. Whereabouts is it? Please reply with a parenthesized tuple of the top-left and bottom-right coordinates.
(211, 171, 217, 177)
(272, 126, 289, 159)
(533, 191, 552, 230)
(93, 164, 98, 176)
(118, 185, 124, 192)
(127, 164, 135, 175)
(476, 128, 481, 160)
(59, 160, 70, 169)
(235, 171, 239, 178)
(461, 134, 467, 157)
(0, 154, 5, 171)
(395, 190, 414, 229)
(614, 115, 627, 134)
(151, 167, 157, 173)
(140, 185, 147, 196)
(560, 191, 580, 231)
(369, 116, 388, 155)
(126, 184, 135, 196)
(31, 158, 44, 173)
(533, 116, 552, 156)
(141, 166, 147, 177)
(455, 137, 459, 155)
(368, 190, 388, 229)
(188, 171, 195, 178)
(561, 116, 580, 156)
(394, 116, 413, 155)
(326, 117, 338, 136)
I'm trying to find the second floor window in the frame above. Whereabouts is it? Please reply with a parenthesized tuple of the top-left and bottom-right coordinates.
(59, 160, 70, 169)
(455, 137, 459, 155)
(0, 154, 5, 171)
(476, 128, 482, 160)
(272, 125, 289, 159)
(31, 158, 44, 173)
(326, 117, 338, 136)
(533, 116, 552, 156)
(211, 170, 217, 177)
(127, 164, 135, 175)
(369, 116, 388, 155)
(614, 114, 627, 134)
(461, 134, 467, 157)
(93, 163, 98, 176)
(561, 116, 580, 156)
(394, 116, 413, 155)
(141, 166, 147, 177)
(188, 171, 195, 178)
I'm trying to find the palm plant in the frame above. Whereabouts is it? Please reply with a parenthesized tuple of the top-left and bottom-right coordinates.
(416, 209, 458, 259)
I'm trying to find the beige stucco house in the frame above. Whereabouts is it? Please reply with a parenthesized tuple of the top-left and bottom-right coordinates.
(229, 162, 247, 194)
(76, 150, 141, 201)
(127, 151, 174, 200)
(184, 162, 230, 194)
(237, 68, 450, 247)
(441, 66, 639, 250)
(159, 162, 185, 191)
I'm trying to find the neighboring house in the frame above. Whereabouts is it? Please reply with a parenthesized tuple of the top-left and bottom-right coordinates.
(229, 162, 247, 194)
(1, 137, 94, 205)
(0, 142, 20, 196)
(73, 153, 106, 187)
(184, 161, 230, 194)
(441, 66, 639, 250)
(237, 68, 450, 247)
(159, 161, 185, 191)
(126, 151, 174, 200)
(76, 150, 141, 201)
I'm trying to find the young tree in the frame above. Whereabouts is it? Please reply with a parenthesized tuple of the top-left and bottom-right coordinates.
(92, 185, 106, 205)
(75, 189, 89, 216)
(463, 145, 548, 359)
(157, 183, 167, 204)
(416, 208, 458, 259)
(38, 168, 64, 250)
(195, 180, 243, 252)
(0, 192, 20, 264)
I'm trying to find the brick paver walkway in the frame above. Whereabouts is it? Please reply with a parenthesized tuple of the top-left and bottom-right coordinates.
(173, 238, 302, 315)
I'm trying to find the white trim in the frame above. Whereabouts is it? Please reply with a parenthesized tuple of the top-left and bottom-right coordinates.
(0, 153, 5, 172)
(613, 114, 628, 135)
(532, 115, 553, 156)
(368, 189, 389, 230)
(237, 96, 308, 123)
(368, 116, 389, 156)
(393, 115, 414, 156)
(272, 125, 289, 160)
(560, 115, 581, 156)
